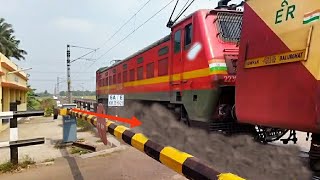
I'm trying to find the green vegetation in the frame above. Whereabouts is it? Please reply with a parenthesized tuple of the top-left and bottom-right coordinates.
(0, 155, 35, 173)
(0, 18, 27, 60)
(36, 90, 52, 97)
(27, 86, 41, 110)
(69, 146, 90, 155)
(27, 87, 57, 116)
(40, 98, 55, 117)
(77, 118, 93, 132)
(59, 90, 95, 97)
(43, 158, 55, 163)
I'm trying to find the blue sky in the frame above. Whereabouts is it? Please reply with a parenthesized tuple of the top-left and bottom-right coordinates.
(0, 0, 242, 93)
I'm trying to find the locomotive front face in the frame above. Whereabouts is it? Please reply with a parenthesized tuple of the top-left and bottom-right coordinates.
(236, 0, 320, 133)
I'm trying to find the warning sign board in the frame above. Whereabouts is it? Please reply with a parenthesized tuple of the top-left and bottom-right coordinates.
(108, 94, 124, 107)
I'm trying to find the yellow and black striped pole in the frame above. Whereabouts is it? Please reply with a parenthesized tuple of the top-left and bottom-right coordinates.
(68, 109, 245, 180)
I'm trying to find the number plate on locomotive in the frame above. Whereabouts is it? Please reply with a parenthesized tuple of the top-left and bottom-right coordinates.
(223, 75, 236, 83)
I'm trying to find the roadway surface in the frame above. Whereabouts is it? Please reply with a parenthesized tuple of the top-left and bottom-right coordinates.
(0, 116, 186, 180)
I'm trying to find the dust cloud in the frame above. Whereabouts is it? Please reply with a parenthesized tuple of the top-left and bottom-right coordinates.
(108, 101, 312, 180)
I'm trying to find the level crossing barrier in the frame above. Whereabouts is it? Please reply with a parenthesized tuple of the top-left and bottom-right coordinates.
(62, 107, 246, 180)
(0, 103, 45, 165)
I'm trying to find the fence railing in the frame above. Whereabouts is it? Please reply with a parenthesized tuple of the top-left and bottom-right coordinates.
(0, 106, 45, 164)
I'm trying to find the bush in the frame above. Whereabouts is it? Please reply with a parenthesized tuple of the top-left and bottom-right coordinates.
(40, 98, 56, 117)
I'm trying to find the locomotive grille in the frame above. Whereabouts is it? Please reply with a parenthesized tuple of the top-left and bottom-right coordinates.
(216, 12, 243, 43)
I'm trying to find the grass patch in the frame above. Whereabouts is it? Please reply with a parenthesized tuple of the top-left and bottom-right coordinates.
(43, 158, 55, 163)
(69, 146, 91, 155)
(0, 155, 36, 173)
(78, 138, 85, 142)
(77, 118, 92, 132)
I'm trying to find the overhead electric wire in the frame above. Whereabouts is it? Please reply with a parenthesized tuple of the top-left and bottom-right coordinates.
(71, 49, 97, 63)
(66, 0, 153, 71)
(69, 45, 96, 50)
(172, 0, 195, 23)
(176, 0, 191, 18)
(87, 0, 176, 69)
(96, 0, 152, 50)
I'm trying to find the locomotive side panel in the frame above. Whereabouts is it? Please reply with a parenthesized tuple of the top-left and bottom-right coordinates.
(97, 37, 172, 103)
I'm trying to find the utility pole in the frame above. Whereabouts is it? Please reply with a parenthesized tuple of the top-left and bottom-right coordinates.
(57, 76, 60, 100)
(66, 44, 96, 104)
(67, 45, 71, 103)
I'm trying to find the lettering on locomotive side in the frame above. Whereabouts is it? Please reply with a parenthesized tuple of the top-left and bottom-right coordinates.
(245, 59, 259, 66)
(275, 0, 296, 24)
(279, 52, 303, 61)
(244, 49, 306, 68)
(263, 56, 276, 65)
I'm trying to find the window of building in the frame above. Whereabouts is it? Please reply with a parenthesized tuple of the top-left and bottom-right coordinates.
(158, 58, 168, 76)
(158, 46, 169, 56)
(118, 73, 121, 83)
(137, 66, 143, 80)
(106, 77, 109, 86)
(174, 30, 181, 53)
(146, 62, 154, 78)
(129, 69, 135, 81)
(123, 71, 127, 82)
(184, 23, 192, 49)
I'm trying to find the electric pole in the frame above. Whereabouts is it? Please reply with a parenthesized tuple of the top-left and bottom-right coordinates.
(66, 44, 96, 104)
(67, 45, 71, 103)
(57, 76, 60, 100)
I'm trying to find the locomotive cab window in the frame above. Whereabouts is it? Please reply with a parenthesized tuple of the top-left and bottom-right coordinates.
(184, 23, 192, 49)
(174, 30, 181, 53)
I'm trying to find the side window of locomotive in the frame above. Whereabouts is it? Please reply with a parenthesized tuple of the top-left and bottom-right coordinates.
(137, 66, 143, 80)
(113, 74, 116, 84)
(109, 76, 113, 85)
(174, 30, 181, 53)
(184, 23, 192, 49)
(129, 69, 135, 81)
(123, 71, 127, 82)
(117, 73, 121, 83)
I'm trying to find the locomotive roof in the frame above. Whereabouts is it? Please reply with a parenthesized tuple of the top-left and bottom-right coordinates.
(97, 34, 170, 73)
(96, 8, 241, 74)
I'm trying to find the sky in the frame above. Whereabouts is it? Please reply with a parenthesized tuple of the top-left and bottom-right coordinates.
(0, 0, 242, 93)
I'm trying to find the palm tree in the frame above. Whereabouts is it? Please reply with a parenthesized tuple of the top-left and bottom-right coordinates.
(0, 18, 27, 60)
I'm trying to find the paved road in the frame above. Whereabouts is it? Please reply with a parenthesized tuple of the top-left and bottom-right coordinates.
(0, 116, 186, 180)
(0, 146, 186, 180)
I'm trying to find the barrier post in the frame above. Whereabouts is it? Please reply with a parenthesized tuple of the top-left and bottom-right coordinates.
(9, 102, 18, 164)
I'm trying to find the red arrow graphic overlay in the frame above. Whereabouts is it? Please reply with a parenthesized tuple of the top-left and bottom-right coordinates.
(71, 108, 142, 128)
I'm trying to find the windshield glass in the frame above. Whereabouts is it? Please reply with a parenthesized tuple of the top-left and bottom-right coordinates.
(216, 12, 243, 43)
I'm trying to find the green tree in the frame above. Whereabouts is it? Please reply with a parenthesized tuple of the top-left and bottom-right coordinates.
(0, 18, 27, 60)
(40, 98, 55, 117)
(27, 85, 40, 110)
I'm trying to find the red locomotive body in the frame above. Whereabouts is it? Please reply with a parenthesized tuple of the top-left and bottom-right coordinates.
(96, 9, 247, 131)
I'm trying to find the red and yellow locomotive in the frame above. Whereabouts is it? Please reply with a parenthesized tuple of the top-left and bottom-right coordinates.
(96, 7, 250, 133)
